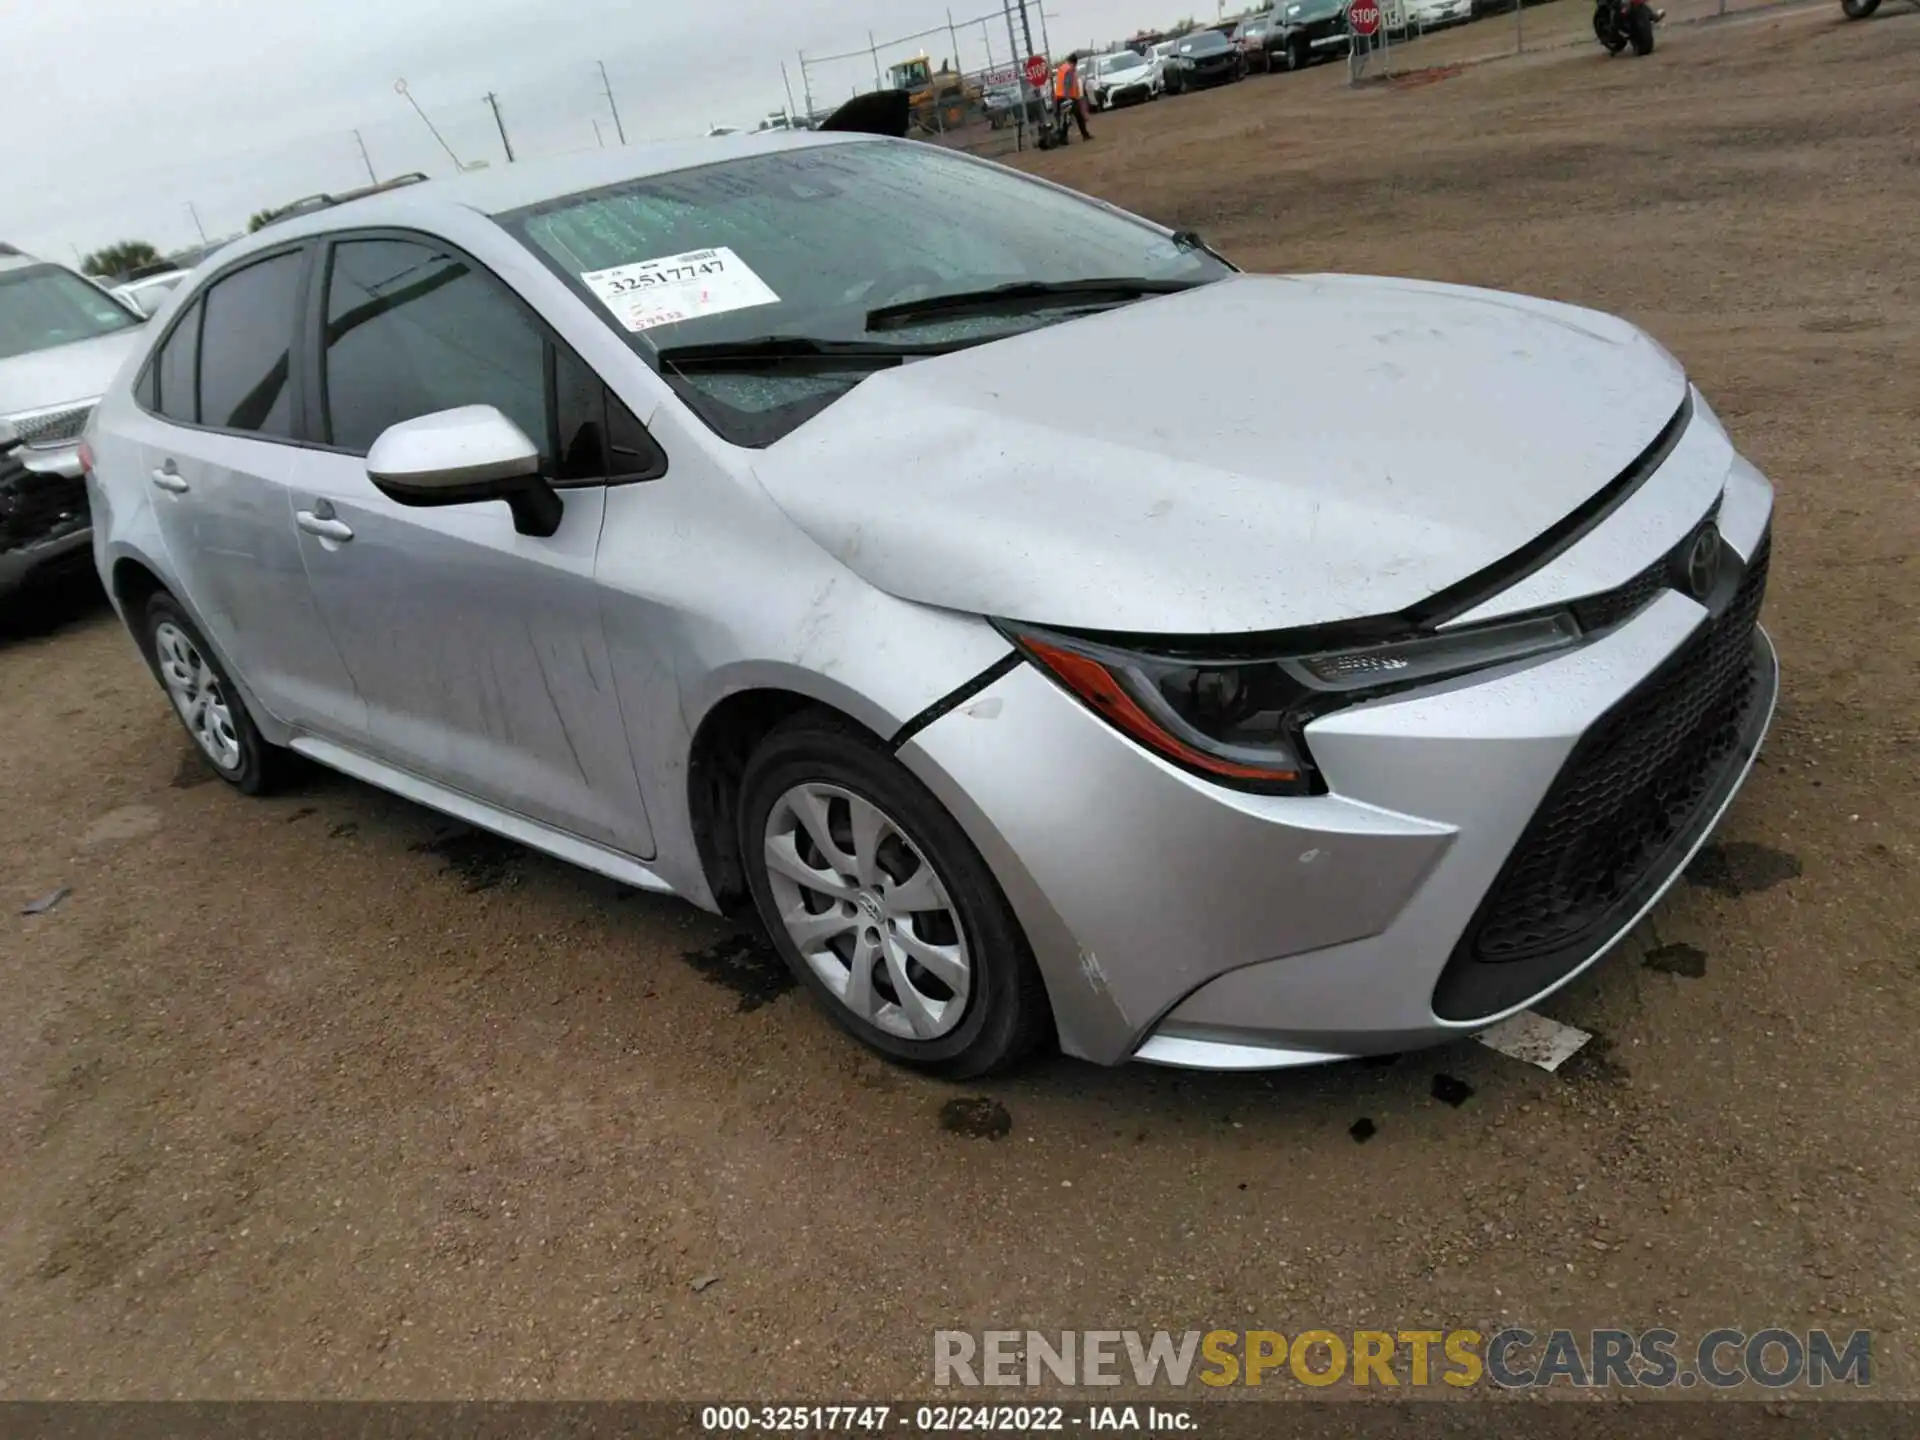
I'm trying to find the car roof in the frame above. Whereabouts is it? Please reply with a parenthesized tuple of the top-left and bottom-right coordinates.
(215, 129, 880, 264)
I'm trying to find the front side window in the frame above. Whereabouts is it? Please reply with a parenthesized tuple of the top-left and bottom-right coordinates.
(0, 264, 141, 361)
(322, 238, 547, 460)
(501, 139, 1231, 445)
(196, 252, 302, 437)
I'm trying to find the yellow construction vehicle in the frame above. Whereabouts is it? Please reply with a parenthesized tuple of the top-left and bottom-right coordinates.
(884, 53, 979, 133)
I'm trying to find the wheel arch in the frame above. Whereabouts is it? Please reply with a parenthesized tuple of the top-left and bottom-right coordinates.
(105, 549, 291, 747)
(684, 683, 893, 916)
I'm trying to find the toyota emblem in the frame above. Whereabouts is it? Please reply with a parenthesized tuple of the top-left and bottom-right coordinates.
(1680, 524, 1721, 601)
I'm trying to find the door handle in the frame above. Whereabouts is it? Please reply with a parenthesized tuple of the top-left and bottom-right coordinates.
(295, 510, 354, 542)
(150, 466, 189, 494)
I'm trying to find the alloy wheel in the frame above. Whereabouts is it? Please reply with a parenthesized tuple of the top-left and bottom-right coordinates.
(762, 782, 972, 1041)
(153, 621, 241, 772)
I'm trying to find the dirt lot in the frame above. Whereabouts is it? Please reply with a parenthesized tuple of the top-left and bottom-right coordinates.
(3, 1, 1917, 1402)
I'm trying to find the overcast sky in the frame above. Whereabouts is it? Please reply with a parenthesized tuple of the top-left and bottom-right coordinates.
(11, 0, 1210, 264)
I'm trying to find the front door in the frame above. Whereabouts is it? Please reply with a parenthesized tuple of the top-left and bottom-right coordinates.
(292, 233, 655, 857)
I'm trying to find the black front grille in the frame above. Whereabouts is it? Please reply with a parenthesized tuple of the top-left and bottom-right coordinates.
(1432, 530, 1773, 1022)
(1568, 500, 1721, 635)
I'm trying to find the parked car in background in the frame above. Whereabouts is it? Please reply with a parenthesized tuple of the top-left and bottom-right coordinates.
(1086, 48, 1163, 107)
(1408, 0, 1474, 26)
(1163, 29, 1247, 91)
(1233, 12, 1287, 71)
(1272, 0, 1354, 69)
(1, 244, 147, 603)
(112, 269, 190, 318)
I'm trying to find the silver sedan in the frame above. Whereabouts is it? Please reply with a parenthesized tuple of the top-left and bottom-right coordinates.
(81, 124, 1777, 1077)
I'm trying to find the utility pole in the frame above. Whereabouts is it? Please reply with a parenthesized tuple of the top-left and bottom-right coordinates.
(394, 79, 465, 170)
(185, 202, 209, 245)
(593, 118, 605, 147)
(1017, 0, 1038, 62)
(798, 51, 816, 120)
(1036, 1, 1054, 61)
(869, 31, 883, 90)
(781, 60, 798, 121)
(352, 129, 377, 184)
(947, 9, 964, 74)
(1003, 0, 1028, 149)
(485, 91, 515, 162)
(597, 61, 627, 144)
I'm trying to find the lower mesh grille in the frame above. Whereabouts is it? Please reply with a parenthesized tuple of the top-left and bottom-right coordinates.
(1431, 531, 1772, 1021)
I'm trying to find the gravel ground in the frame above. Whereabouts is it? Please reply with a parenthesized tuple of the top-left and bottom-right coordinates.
(2, 2, 1916, 1402)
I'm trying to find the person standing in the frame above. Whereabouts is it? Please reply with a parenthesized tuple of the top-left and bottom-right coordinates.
(1052, 53, 1093, 142)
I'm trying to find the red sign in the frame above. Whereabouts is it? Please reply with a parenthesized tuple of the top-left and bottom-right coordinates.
(1349, 0, 1382, 33)
(1024, 54, 1051, 88)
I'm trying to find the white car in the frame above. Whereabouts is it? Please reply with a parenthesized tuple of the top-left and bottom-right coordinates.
(111, 270, 190, 319)
(1406, 0, 1474, 25)
(1087, 50, 1162, 108)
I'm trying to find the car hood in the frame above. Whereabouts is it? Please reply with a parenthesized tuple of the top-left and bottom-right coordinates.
(0, 327, 146, 417)
(751, 273, 1687, 635)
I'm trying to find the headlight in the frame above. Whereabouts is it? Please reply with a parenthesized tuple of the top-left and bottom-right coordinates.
(1003, 612, 1582, 795)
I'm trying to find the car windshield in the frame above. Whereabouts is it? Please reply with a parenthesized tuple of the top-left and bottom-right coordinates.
(0, 263, 141, 361)
(1102, 54, 1144, 72)
(502, 140, 1231, 446)
(1179, 32, 1231, 54)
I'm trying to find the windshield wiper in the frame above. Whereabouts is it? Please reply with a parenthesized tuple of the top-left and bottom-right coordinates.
(653, 334, 963, 372)
(865, 276, 1209, 331)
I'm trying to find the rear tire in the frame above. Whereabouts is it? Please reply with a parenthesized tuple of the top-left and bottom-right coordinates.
(1286, 35, 1310, 70)
(1628, 4, 1656, 50)
(140, 593, 290, 795)
(1841, 0, 1879, 15)
(739, 713, 1052, 1079)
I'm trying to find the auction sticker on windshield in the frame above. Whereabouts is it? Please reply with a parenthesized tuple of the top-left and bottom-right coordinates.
(580, 247, 779, 332)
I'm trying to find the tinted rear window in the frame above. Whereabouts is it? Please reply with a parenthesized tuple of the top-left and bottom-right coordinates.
(196, 252, 302, 437)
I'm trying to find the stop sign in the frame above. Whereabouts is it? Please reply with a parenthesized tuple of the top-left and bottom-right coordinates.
(1024, 54, 1050, 89)
(1350, 0, 1382, 33)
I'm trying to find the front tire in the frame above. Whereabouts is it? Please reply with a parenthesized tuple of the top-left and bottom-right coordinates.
(141, 593, 288, 794)
(1841, 0, 1879, 15)
(739, 714, 1051, 1079)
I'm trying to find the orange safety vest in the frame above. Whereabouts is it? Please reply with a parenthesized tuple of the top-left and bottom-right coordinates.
(1053, 62, 1080, 100)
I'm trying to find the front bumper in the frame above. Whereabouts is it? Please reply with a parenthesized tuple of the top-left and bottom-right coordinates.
(1103, 80, 1155, 105)
(899, 482, 1776, 1069)
(1, 446, 94, 598)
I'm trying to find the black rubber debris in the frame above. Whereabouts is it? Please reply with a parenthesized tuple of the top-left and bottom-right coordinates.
(1431, 1074, 1475, 1107)
(939, 1096, 1013, 1140)
(1349, 1118, 1377, 1143)
(1644, 941, 1708, 977)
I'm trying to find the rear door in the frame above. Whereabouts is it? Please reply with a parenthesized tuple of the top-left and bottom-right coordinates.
(131, 247, 368, 739)
(292, 230, 659, 856)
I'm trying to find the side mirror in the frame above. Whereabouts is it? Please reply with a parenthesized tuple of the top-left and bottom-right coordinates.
(365, 405, 563, 538)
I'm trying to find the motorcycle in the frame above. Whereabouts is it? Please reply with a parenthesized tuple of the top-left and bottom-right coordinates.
(1593, 0, 1659, 54)
(1037, 92, 1079, 150)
